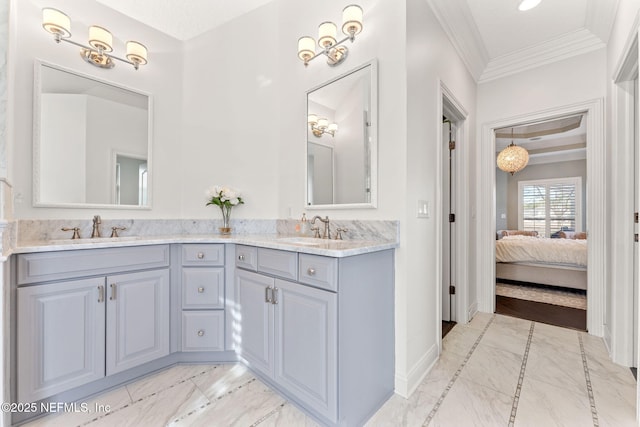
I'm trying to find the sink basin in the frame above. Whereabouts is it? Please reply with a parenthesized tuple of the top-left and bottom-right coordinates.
(276, 237, 324, 246)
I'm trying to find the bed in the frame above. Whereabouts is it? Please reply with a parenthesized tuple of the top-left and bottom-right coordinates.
(495, 232, 587, 290)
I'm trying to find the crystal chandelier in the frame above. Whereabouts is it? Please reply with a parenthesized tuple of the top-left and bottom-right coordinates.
(497, 128, 529, 175)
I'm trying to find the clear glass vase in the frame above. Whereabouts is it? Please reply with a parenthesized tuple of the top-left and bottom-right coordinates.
(219, 205, 232, 234)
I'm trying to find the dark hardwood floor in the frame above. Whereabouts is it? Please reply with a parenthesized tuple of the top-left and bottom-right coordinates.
(496, 295, 587, 331)
(442, 320, 456, 338)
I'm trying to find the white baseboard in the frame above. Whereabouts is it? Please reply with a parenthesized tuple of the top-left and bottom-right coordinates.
(394, 343, 438, 398)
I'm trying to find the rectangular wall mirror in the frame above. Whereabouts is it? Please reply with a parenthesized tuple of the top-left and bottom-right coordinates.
(33, 60, 152, 209)
(306, 60, 378, 209)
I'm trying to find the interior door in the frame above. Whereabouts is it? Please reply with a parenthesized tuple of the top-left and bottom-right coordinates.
(442, 120, 456, 322)
(634, 77, 639, 368)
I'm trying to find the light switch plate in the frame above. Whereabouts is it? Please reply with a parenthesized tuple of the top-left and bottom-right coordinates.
(417, 200, 429, 218)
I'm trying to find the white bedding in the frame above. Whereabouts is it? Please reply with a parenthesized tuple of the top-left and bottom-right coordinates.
(495, 235, 587, 267)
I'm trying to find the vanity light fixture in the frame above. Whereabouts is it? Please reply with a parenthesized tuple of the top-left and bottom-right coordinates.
(297, 4, 363, 67)
(308, 114, 338, 137)
(497, 128, 529, 175)
(42, 7, 148, 70)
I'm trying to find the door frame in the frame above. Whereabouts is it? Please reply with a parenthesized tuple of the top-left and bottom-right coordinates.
(477, 99, 605, 336)
(436, 81, 470, 345)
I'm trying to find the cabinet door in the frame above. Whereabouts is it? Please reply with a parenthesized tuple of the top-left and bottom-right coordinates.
(18, 278, 106, 402)
(106, 269, 170, 375)
(235, 269, 274, 378)
(273, 279, 337, 421)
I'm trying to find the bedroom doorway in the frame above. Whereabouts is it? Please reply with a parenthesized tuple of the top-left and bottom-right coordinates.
(493, 116, 588, 331)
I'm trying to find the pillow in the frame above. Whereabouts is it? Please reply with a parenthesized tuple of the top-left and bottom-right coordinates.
(558, 231, 587, 240)
(499, 230, 538, 239)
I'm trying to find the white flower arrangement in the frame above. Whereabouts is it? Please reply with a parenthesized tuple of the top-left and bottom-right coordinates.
(206, 185, 244, 232)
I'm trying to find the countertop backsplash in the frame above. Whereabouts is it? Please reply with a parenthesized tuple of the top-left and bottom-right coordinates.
(15, 218, 398, 247)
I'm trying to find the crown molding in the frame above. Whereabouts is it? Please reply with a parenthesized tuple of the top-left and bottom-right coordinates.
(426, 0, 489, 82)
(479, 29, 605, 83)
(585, 0, 619, 43)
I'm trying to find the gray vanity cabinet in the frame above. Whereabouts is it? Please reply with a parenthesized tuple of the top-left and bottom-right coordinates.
(17, 278, 106, 402)
(16, 246, 170, 403)
(235, 269, 337, 421)
(235, 245, 394, 426)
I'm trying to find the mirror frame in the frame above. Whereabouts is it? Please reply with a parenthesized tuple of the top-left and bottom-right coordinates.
(305, 59, 378, 210)
(33, 59, 153, 210)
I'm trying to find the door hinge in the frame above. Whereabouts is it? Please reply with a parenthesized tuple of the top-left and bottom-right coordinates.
(635, 212, 638, 223)
(635, 234, 639, 243)
(449, 285, 456, 295)
(449, 213, 455, 223)
(449, 140, 456, 150)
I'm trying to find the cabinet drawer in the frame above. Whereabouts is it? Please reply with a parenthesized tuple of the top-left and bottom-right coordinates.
(17, 245, 170, 285)
(183, 268, 224, 309)
(182, 311, 224, 352)
(182, 244, 224, 266)
(298, 254, 338, 292)
(258, 248, 297, 281)
(236, 245, 258, 270)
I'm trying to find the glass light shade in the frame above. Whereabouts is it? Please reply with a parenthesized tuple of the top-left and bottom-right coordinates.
(126, 41, 148, 65)
(497, 143, 529, 175)
(518, 0, 542, 11)
(318, 21, 337, 48)
(42, 8, 71, 38)
(317, 118, 329, 129)
(342, 4, 363, 36)
(89, 26, 113, 52)
(298, 36, 316, 62)
(328, 123, 338, 132)
(308, 114, 318, 125)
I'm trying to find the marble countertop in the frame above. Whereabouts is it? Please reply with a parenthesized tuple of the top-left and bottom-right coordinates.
(13, 234, 398, 258)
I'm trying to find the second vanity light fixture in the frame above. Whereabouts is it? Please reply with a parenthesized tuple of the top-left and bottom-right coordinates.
(308, 114, 338, 137)
(297, 4, 363, 67)
(42, 7, 148, 70)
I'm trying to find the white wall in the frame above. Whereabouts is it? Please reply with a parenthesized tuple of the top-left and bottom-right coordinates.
(8, 0, 183, 219)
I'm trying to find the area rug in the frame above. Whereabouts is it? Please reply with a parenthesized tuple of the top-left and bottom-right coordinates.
(496, 282, 586, 310)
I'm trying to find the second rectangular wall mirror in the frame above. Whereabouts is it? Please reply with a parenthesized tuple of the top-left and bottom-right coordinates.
(306, 60, 378, 209)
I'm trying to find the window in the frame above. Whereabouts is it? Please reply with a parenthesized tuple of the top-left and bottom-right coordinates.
(518, 177, 582, 238)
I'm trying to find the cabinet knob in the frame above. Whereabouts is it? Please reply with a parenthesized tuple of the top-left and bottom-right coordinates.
(197, 252, 205, 259)
(307, 267, 316, 276)
(197, 330, 205, 337)
(238, 254, 245, 261)
(197, 287, 205, 293)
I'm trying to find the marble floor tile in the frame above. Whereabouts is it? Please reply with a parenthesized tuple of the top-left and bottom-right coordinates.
(126, 364, 216, 401)
(22, 387, 132, 427)
(514, 376, 593, 427)
(579, 331, 610, 360)
(91, 380, 209, 427)
(479, 320, 531, 356)
(524, 340, 589, 396)
(427, 377, 513, 426)
(459, 342, 524, 396)
(171, 378, 285, 426)
(190, 363, 255, 401)
(465, 312, 493, 331)
(589, 369, 636, 427)
(258, 402, 320, 427)
(530, 321, 582, 355)
(441, 325, 482, 357)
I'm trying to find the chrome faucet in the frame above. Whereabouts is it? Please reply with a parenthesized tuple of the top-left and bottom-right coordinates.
(91, 215, 102, 238)
(310, 215, 331, 239)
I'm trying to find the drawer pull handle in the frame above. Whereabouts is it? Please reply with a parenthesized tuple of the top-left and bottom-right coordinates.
(272, 287, 278, 305)
(265, 286, 272, 303)
(197, 252, 205, 259)
(98, 285, 104, 303)
(197, 330, 205, 337)
(110, 284, 116, 300)
(307, 268, 316, 276)
(238, 254, 245, 261)
(198, 287, 205, 293)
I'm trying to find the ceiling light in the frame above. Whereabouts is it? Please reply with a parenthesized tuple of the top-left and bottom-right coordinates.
(297, 4, 363, 67)
(518, 0, 542, 11)
(42, 7, 148, 70)
(497, 128, 529, 175)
